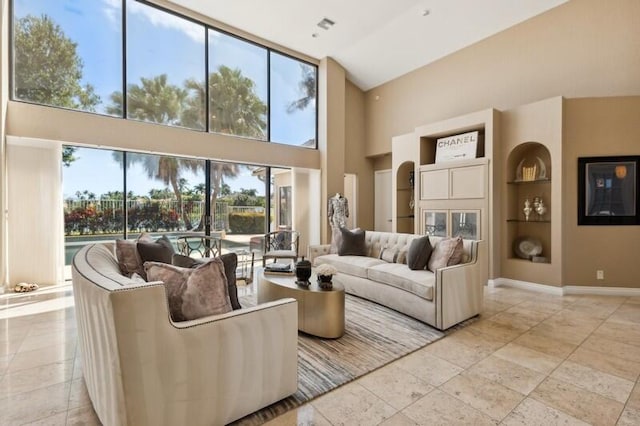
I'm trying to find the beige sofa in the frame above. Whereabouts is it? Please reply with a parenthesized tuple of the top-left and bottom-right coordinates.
(309, 231, 486, 330)
(72, 243, 298, 426)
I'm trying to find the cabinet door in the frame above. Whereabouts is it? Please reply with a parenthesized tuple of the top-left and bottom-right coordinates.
(374, 170, 392, 231)
(420, 169, 449, 200)
(450, 165, 485, 199)
(422, 210, 448, 237)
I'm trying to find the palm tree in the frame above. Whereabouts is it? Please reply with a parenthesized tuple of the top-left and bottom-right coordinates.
(114, 152, 204, 230)
(208, 65, 267, 139)
(287, 64, 316, 113)
(107, 74, 187, 126)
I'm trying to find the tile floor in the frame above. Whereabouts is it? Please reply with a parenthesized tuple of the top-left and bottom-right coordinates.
(1, 284, 639, 425)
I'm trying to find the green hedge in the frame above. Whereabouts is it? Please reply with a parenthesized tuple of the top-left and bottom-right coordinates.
(228, 212, 265, 234)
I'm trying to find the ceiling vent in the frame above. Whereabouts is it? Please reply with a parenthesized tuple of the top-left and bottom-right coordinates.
(317, 18, 335, 30)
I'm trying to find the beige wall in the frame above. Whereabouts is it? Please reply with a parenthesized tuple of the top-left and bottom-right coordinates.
(563, 96, 640, 288)
(1, 0, 8, 289)
(364, 0, 640, 157)
(344, 80, 373, 231)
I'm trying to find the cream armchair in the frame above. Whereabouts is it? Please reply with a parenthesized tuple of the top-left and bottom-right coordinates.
(72, 244, 298, 426)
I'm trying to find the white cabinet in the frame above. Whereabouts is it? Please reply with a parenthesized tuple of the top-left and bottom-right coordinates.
(420, 160, 487, 201)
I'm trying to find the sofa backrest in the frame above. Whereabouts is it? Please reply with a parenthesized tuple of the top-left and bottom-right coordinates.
(364, 231, 477, 264)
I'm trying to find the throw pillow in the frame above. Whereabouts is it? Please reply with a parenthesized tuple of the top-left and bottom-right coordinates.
(427, 236, 463, 272)
(171, 253, 242, 310)
(380, 248, 398, 263)
(130, 272, 147, 283)
(338, 228, 366, 256)
(115, 233, 156, 278)
(407, 236, 433, 270)
(396, 247, 408, 264)
(137, 235, 175, 264)
(116, 239, 144, 278)
(145, 259, 232, 322)
(447, 236, 465, 266)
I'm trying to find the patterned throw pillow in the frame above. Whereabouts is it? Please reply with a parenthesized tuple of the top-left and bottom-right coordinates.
(427, 236, 463, 272)
(145, 258, 232, 322)
(115, 232, 154, 278)
(379, 248, 398, 263)
(172, 253, 242, 310)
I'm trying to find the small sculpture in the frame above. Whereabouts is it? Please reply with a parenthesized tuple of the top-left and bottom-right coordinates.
(523, 198, 533, 221)
(533, 197, 547, 220)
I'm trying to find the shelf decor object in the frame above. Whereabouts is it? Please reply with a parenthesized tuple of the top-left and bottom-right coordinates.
(578, 156, 640, 225)
(523, 198, 533, 221)
(513, 236, 543, 260)
(435, 131, 479, 163)
(515, 157, 547, 182)
(533, 196, 547, 220)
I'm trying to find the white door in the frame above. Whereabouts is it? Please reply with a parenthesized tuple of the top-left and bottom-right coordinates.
(343, 173, 357, 229)
(374, 170, 392, 232)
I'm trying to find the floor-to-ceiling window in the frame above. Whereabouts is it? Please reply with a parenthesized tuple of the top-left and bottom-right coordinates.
(11, 0, 318, 147)
(62, 147, 124, 266)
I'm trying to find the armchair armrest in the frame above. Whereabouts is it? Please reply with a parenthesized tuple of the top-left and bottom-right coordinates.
(308, 244, 331, 264)
(434, 240, 487, 330)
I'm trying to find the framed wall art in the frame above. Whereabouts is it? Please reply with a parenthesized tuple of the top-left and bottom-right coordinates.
(578, 156, 640, 225)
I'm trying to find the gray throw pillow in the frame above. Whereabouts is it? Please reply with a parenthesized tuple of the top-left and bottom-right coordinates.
(145, 259, 232, 322)
(137, 235, 175, 264)
(115, 233, 155, 279)
(427, 236, 463, 272)
(407, 236, 432, 270)
(338, 228, 366, 256)
(172, 253, 241, 310)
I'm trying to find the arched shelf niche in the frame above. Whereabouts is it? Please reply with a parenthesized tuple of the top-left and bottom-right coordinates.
(396, 161, 415, 233)
(506, 142, 552, 262)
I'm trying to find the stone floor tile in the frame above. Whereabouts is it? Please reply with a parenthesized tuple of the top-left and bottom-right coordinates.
(18, 329, 78, 352)
(516, 300, 568, 315)
(501, 397, 589, 426)
(422, 336, 491, 369)
(394, 348, 463, 386)
(627, 381, 640, 410)
(493, 342, 562, 375)
(440, 372, 525, 421)
(550, 360, 634, 403)
(379, 412, 419, 426)
(312, 382, 397, 426)
(531, 377, 624, 426)
(568, 346, 640, 382)
(593, 320, 640, 347)
(0, 359, 73, 399)
(264, 404, 332, 426)
(617, 407, 640, 426)
(609, 304, 640, 325)
(466, 319, 526, 343)
(22, 412, 68, 426)
(358, 363, 434, 410)
(69, 378, 92, 410)
(0, 335, 26, 357)
(7, 342, 76, 373)
(402, 389, 496, 426)
(513, 331, 578, 359)
(467, 355, 546, 395)
(582, 335, 640, 362)
(446, 328, 508, 353)
(66, 404, 101, 426)
(0, 380, 71, 425)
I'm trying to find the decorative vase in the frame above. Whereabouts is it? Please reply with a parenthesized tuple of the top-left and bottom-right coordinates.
(317, 274, 333, 290)
(295, 258, 312, 286)
(534, 197, 547, 219)
(523, 198, 533, 221)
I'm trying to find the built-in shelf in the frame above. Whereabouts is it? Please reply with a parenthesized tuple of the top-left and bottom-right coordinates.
(397, 187, 413, 191)
(507, 178, 551, 185)
(507, 219, 550, 223)
(397, 215, 415, 219)
(507, 257, 551, 264)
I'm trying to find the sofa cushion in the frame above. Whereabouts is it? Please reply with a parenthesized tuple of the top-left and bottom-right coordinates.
(367, 263, 434, 301)
(338, 228, 367, 256)
(172, 253, 242, 310)
(379, 248, 398, 263)
(145, 259, 232, 322)
(315, 254, 386, 279)
(137, 235, 175, 264)
(407, 236, 432, 270)
(427, 236, 463, 272)
(115, 233, 154, 278)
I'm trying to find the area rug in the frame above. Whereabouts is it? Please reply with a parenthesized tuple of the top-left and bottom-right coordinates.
(231, 293, 446, 425)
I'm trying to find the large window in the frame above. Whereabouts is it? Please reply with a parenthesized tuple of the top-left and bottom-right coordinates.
(125, 0, 205, 130)
(208, 29, 267, 139)
(270, 52, 317, 147)
(11, 0, 317, 146)
(13, 0, 122, 115)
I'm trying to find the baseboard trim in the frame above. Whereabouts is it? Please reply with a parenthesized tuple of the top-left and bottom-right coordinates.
(490, 278, 563, 295)
(563, 286, 640, 297)
(489, 278, 640, 297)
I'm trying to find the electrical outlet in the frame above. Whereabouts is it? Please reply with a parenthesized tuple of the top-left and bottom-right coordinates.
(596, 270, 604, 280)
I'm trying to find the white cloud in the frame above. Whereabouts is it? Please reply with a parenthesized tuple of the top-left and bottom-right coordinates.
(128, 0, 204, 44)
(102, 0, 120, 26)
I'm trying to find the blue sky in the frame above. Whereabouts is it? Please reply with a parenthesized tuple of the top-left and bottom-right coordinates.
(14, 0, 314, 197)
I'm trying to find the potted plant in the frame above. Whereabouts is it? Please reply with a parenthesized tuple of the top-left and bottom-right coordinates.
(316, 264, 337, 289)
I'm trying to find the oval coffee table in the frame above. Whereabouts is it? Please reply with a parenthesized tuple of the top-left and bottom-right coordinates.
(257, 269, 345, 338)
